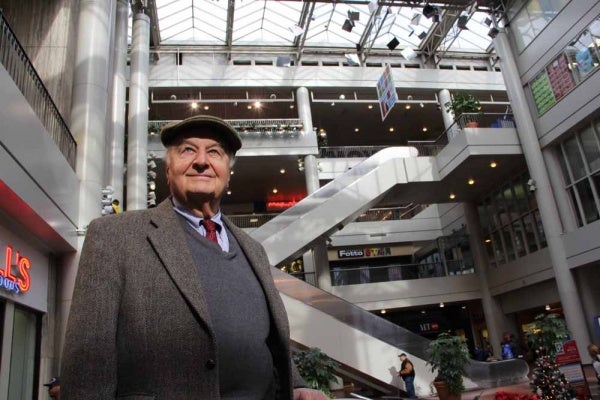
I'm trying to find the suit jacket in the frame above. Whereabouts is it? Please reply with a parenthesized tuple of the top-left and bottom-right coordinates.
(61, 199, 302, 399)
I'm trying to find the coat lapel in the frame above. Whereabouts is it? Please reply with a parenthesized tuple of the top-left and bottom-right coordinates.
(147, 200, 214, 334)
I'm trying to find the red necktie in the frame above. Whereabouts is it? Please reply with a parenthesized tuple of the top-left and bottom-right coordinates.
(201, 219, 219, 244)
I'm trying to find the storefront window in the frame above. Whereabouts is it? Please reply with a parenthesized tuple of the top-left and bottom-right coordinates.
(576, 179, 600, 224)
(564, 136, 586, 180)
(579, 126, 600, 173)
(522, 214, 539, 253)
(7, 307, 39, 400)
(566, 29, 600, 83)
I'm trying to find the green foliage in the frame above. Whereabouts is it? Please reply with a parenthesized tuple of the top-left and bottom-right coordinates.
(526, 314, 573, 399)
(444, 92, 481, 120)
(525, 313, 569, 358)
(427, 333, 470, 395)
(293, 347, 339, 398)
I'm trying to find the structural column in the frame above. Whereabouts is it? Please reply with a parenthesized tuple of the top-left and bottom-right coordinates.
(464, 203, 504, 357)
(60, 0, 115, 365)
(109, 0, 129, 207)
(297, 87, 329, 288)
(126, 9, 150, 210)
(438, 89, 457, 139)
(493, 31, 591, 354)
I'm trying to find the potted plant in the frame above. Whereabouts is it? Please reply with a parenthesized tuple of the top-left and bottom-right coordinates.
(427, 332, 470, 400)
(292, 347, 340, 398)
(444, 92, 481, 127)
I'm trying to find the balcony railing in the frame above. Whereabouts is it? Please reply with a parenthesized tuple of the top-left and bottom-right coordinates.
(0, 11, 76, 169)
(330, 259, 473, 286)
(408, 112, 516, 157)
(149, 119, 303, 139)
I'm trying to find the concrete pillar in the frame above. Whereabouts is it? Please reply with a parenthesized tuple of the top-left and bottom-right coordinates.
(464, 203, 504, 357)
(438, 89, 457, 139)
(59, 0, 114, 364)
(109, 0, 129, 206)
(297, 86, 329, 288)
(126, 11, 151, 210)
(493, 31, 591, 355)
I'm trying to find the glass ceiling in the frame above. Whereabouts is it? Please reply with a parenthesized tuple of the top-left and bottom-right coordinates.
(150, 0, 494, 54)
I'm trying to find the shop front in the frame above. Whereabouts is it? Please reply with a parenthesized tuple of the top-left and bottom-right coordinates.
(0, 222, 49, 399)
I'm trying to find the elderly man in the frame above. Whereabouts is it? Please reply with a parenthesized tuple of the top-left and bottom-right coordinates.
(61, 115, 326, 400)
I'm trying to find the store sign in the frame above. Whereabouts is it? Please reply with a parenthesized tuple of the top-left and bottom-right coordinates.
(338, 247, 392, 259)
(419, 322, 439, 333)
(0, 245, 31, 294)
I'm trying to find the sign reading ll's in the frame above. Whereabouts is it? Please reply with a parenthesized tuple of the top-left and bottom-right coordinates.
(0, 245, 31, 294)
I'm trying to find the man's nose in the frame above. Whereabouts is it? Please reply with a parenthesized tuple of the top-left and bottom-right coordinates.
(192, 150, 209, 167)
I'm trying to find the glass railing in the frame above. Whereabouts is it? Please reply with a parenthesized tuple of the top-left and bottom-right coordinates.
(330, 259, 473, 287)
(0, 11, 76, 169)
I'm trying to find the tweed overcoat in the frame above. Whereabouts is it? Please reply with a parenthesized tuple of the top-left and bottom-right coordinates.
(61, 199, 300, 399)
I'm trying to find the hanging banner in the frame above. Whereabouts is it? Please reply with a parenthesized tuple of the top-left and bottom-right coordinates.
(376, 64, 397, 121)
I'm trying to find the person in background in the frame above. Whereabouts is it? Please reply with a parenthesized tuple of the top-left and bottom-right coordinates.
(44, 376, 60, 399)
(61, 115, 326, 400)
(398, 353, 417, 399)
(588, 344, 600, 382)
(111, 199, 121, 214)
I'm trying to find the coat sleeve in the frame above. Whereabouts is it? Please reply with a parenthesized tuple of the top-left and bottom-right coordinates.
(61, 217, 124, 399)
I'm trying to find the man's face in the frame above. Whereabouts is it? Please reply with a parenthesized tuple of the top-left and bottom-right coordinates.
(399, 355, 406, 362)
(48, 385, 60, 398)
(166, 132, 231, 211)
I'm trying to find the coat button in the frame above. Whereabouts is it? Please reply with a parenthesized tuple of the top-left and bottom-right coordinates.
(205, 359, 216, 370)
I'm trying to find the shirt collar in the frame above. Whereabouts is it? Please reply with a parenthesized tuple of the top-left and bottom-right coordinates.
(171, 197, 224, 230)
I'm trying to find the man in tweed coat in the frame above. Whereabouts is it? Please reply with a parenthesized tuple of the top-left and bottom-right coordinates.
(61, 115, 327, 400)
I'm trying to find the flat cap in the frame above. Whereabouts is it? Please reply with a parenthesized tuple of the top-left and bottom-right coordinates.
(160, 115, 242, 153)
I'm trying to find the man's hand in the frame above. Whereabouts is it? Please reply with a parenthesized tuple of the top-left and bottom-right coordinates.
(293, 387, 329, 400)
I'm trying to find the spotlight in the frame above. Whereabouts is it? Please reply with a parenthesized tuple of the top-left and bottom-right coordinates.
(342, 19, 354, 32)
(147, 160, 157, 169)
(418, 31, 427, 40)
(423, 4, 436, 19)
(387, 37, 399, 50)
(148, 181, 156, 190)
(484, 17, 493, 27)
(487, 27, 499, 38)
(348, 10, 359, 21)
(457, 15, 469, 30)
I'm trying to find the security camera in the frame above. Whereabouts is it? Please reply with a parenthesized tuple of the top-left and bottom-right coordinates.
(527, 179, 536, 192)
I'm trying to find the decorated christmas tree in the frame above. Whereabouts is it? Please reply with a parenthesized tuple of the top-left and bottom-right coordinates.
(526, 314, 574, 399)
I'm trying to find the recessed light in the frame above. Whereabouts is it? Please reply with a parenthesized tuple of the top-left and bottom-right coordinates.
(485, 239, 491, 243)
(421, 310, 426, 314)
(254, 101, 261, 108)
(380, 309, 387, 314)
(331, 102, 335, 106)
(468, 178, 475, 185)
(339, 94, 346, 100)
(249, 218, 259, 223)
(461, 305, 467, 309)
(439, 302, 445, 308)
(449, 193, 456, 200)
(545, 304, 551, 311)
(368, 104, 373, 109)
(389, 127, 394, 132)
(191, 102, 198, 109)
(247, 105, 252, 110)
(230, 171, 234, 175)
(226, 190, 232, 195)
(405, 104, 411, 110)
(354, 128, 360, 132)
(490, 161, 497, 168)
(422, 127, 428, 132)
(420, 102, 424, 108)
(272, 188, 278, 194)
(289, 104, 295, 109)
(280, 168, 286, 174)
(203, 105, 209, 110)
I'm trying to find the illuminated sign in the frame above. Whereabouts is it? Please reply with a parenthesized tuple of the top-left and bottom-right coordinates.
(267, 200, 297, 211)
(0, 245, 31, 294)
(338, 247, 392, 258)
(338, 249, 364, 258)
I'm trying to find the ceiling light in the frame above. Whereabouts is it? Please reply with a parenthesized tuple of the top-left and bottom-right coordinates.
(420, 102, 424, 108)
(449, 193, 456, 200)
(405, 104, 411, 110)
(203, 105, 209, 110)
(457, 15, 469, 30)
(387, 37, 399, 50)
(354, 128, 360, 132)
(380, 309, 387, 314)
(247, 105, 252, 110)
(461, 305, 467, 310)
(422, 127, 428, 132)
(485, 239, 492, 243)
(545, 304, 551, 311)
(368, 104, 373, 109)
(439, 302, 445, 308)
(254, 101, 261, 108)
(148, 181, 156, 190)
(227, 190, 232, 195)
(250, 217, 259, 223)
(339, 94, 345, 100)
(421, 310, 426, 314)
(230, 170, 235, 175)
(280, 168, 286, 174)
(272, 188, 278, 194)
(191, 102, 198, 109)
(490, 161, 497, 168)
(468, 178, 475, 185)
(342, 19, 354, 32)
(289, 104, 295, 109)
(389, 127, 394, 132)
(331, 102, 335, 106)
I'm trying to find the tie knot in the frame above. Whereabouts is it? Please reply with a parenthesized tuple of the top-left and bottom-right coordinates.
(200, 219, 219, 244)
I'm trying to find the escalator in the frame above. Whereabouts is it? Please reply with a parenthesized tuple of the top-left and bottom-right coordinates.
(250, 147, 529, 396)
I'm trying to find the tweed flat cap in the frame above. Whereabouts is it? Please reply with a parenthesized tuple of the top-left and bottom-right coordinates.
(160, 115, 242, 153)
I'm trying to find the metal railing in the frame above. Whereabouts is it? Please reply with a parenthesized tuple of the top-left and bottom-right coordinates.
(408, 112, 516, 157)
(0, 11, 76, 169)
(319, 145, 388, 158)
(150, 119, 303, 138)
(330, 259, 472, 286)
(227, 213, 279, 228)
